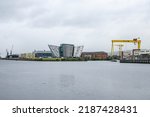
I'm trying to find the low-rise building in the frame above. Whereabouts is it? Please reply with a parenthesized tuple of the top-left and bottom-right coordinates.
(139, 49, 150, 55)
(122, 51, 132, 60)
(81, 52, 108, 60)
(20, 53, 35, 59)
(122, 49, 150, 60)
(33, 50, 52, 58)
(7, 54, 19, 59)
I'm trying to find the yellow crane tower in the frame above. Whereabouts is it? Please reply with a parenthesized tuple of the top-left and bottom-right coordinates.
(114, 44, 124, 57)
(111, 38, 141, 57)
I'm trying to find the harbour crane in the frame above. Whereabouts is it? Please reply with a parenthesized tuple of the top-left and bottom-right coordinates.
(6, 49, 9, 58)
(111, 37, 141, 57)
(10, 45, 13, 55)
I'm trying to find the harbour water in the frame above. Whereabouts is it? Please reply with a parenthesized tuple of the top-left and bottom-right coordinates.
(0, 60, 150, 100)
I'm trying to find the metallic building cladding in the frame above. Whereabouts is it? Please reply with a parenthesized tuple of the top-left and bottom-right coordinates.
(59, 44, 74, 58)
(73, 46, 84, 57)
(48, 44, 84, 58)
(48, 45, 60, 58)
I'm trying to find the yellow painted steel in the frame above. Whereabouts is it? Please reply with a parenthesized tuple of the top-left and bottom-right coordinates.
(111, 38, 141, 56)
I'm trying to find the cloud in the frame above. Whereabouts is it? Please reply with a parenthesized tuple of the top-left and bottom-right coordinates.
(0, 0, 150, 57)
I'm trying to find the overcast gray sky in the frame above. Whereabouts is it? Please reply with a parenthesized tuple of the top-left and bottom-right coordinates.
(0, 0, 150, 57)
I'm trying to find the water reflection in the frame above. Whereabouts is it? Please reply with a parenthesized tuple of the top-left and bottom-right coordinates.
(59, 74, 75, 88)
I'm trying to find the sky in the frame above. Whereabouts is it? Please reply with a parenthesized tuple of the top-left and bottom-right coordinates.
(0, 0, 150, 57)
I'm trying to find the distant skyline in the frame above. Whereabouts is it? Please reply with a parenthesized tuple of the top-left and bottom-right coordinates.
(0, 0, 150, 57)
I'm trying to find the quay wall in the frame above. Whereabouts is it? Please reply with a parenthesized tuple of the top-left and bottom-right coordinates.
(120, 59, 150, 64)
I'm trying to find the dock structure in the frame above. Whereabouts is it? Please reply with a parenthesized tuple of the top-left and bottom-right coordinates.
(120, 59, 150, 64)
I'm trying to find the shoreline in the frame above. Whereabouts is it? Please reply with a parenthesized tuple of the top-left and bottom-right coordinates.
(0, 58, 110, 62)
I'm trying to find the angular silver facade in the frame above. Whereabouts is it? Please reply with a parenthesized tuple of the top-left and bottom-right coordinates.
(48, 44, 84, 58)
(48, 45, 60, 57)
(73, 46, 84, 57)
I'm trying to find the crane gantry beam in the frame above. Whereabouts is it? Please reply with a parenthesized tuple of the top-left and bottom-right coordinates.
(111, 38, 141, 57)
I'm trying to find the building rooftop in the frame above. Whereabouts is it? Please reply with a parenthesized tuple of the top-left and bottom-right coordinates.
(33, 50, 51, 53)
(60, 44, 74, 46)
(82, 51, 108, 54)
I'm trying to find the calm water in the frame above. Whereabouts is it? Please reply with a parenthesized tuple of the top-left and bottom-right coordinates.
(0, 60, 150, 100)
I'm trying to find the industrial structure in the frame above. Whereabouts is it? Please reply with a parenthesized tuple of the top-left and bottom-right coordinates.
(111, 38, 141, 57)
(6, 54, 19, 59)
(5, 45, 20, 59)
(122, 49, 150, 60)
(48, 44, 84, 58)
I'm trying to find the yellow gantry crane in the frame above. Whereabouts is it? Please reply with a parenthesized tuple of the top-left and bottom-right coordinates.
(111, 38, 141, 57)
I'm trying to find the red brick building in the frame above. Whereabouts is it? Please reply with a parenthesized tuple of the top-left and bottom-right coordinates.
(81, 52, 108, 60)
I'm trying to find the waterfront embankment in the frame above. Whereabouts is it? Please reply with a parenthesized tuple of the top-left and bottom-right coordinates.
(0, 57, 110, 62)
(120, 59, 150, 64)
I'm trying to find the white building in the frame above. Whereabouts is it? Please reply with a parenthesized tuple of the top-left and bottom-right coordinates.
(48, 45, 60, 58)
(73, 46, 84, 57)
(139, 49, 150, 55)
